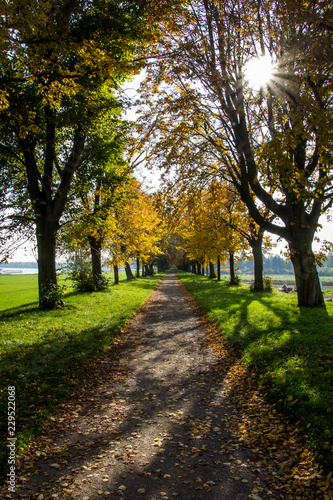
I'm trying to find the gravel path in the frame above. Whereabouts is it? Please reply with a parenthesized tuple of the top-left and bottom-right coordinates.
(4, 270, 324, 499)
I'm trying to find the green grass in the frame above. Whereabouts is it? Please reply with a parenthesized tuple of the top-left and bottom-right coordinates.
(0, 271, 164, 477)
(178, 271, 333, 471)
(0, 274, 39, 311)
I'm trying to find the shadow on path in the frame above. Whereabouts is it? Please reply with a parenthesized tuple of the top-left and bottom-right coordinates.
(2, 270, 324, 499)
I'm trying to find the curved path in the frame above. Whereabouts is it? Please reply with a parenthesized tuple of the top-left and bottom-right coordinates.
(7, 270, 323, 499)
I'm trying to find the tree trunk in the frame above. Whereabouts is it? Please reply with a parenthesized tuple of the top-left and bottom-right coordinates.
(89, 236, 102, 280)
(191, 261, 196, 274)
(114, 264, 119, 285)
(148, 264, 154, 275)
(289, 233, 324, 307)
(209, 262, 216, 279)
(125, 262, 135, 280)
(196, 261, 200, 274)
(229, 252, 236, 284)
(36, 218, 58, 309)
(136, 256, 140, 277)
(217, 256, 221, 281)
(250, 232, 264, 291)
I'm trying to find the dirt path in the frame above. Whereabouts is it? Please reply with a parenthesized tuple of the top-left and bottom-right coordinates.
(3, 270, 326, 499)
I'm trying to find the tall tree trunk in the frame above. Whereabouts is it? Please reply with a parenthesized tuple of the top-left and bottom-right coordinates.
(113, 264, 119, 285)
(250, 231, 264, 291)
(229, 252, 236, 284)
(36, 218, 58, 308)
(125, 262, 135, 280)
(191, 261, 196, 274)
(288, 231, 324, 307)
(148, 264, 154, 275)
(136, 256, 140, 277)
(209, 262, 216, 279)
(217, 256, 221, 281)
(89, 236, 102, 280)
(196, 260, 200, 274)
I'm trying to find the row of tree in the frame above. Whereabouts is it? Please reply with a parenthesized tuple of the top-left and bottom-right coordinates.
(0, 0, 182, 307)
(1, 0, 333, 308)
(133, 0, 333, 307)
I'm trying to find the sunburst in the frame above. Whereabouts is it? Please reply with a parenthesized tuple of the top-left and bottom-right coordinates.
(244, 54, 274, 91)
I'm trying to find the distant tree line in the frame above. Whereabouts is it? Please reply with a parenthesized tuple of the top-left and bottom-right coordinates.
(237, 253, 333, 277)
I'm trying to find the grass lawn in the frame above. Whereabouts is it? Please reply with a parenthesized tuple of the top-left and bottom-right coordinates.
(0, 271, 164, 477)
(178, 271, 333, 471)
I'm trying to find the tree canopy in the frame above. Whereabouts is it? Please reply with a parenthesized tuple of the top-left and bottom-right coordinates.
(134, 0, 333, 306)
(0, 0, 182, 306)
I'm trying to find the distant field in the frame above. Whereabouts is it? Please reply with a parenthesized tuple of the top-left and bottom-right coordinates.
(0, 274, 39, 311)
(0, 271, 128, 311)
(240, 273, 333, 290)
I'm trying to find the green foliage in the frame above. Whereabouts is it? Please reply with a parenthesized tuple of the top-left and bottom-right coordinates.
(0, 272, 164, 479)
(229, 274, 242, 286)
(263, 275, 273, 292)
(178, 271, 333, 471)
(70, 269, 110, 292)
(40, 280, 66, 309)
(250, 275, 273, 292)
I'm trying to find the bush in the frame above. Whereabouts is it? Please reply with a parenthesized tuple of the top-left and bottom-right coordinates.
(70, 270, 110, 292)
(250, 276, 273, 292)
(40, 280, 66, 308)
(229, 274, 242, 286)
(263, 275, 273, 292)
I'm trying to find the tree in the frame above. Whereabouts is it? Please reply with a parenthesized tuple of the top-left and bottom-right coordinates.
(60, 116, 132, 285)
(137, 0, 333, 306)
(0, 0, 180, 307)
(106, 179, 162, 281)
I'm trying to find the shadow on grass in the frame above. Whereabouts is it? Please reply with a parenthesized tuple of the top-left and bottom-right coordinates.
(0, 314, 127, 476)
(179, 272, 333, 468)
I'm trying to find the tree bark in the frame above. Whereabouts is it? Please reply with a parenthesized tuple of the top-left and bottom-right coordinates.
(191, 261, 196, 274)
(229, 252, 236, 284)
(113, 264, 119, 285)
(36, 218, 58, 308)
(125, 262, 135, 280)
(89, 236, 102, 280)
(23, 125, 86, 307)
(136, 256, 140, 277)
(289, 231, 324, 307)
(250, 231, 264, 291)
(217, 256, 221, 281)
(209, 262, 216, 278)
